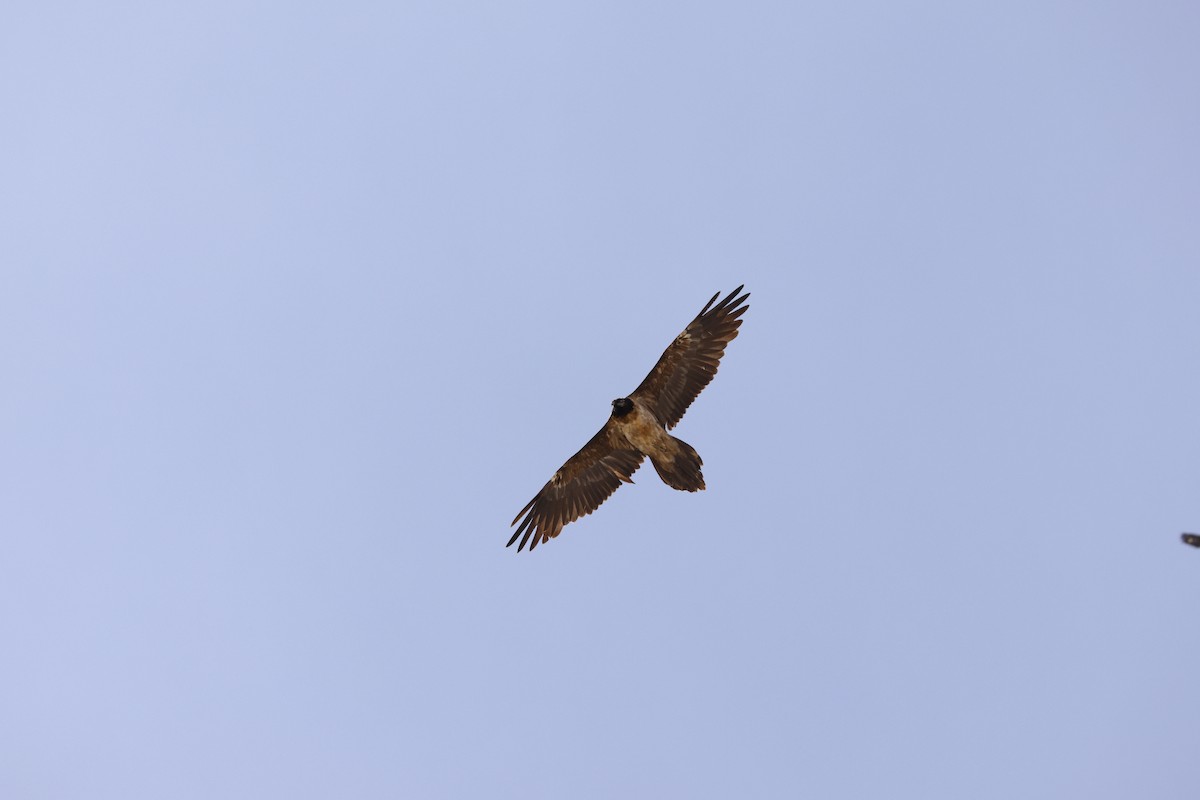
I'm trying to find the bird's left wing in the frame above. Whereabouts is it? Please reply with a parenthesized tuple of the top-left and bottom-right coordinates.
(630, 285, 749, 429)
(509, 421, 645, 552)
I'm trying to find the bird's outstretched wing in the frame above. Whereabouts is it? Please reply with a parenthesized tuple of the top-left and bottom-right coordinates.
(630, 285, 750, 429)
(509, 422, 645, 551)
(1183, 533, 1200, 548)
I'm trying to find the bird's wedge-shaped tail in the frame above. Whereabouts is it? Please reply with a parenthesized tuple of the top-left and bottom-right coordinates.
(648, 435, 705, 492)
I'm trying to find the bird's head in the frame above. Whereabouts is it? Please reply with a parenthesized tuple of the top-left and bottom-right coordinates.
(611, 397, 633, 417)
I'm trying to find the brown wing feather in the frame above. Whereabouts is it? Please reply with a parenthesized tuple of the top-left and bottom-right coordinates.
(630, 285, 750, 429)
(509, 421, 644, 552)
(1183, 533, 1200, 548)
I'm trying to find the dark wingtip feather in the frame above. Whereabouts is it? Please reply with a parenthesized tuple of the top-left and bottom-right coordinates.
(508, 499, 539, 550)
(507, 518, 529, 548)
(697, 290, 722, 317)
(511, 495, 538, 528)
(709, 286, 749, 317)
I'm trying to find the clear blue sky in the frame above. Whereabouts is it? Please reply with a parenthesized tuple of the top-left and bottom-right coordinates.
(3, 2, 1198, 798)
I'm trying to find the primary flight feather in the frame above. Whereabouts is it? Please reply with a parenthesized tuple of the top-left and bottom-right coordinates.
(509, 285, 749, 552)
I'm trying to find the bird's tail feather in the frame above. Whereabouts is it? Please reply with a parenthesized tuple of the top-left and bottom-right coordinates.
(651, 437, 705, 492)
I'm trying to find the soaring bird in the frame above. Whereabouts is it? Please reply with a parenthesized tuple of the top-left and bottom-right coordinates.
(1183, 533, 1200, 548)
(509, 286, 749, 551)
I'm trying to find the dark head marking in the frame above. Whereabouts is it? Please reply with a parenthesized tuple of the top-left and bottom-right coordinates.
(611, 397, 633, 418)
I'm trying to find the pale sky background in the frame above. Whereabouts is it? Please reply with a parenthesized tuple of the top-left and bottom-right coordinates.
(3, 2, 1199, 798)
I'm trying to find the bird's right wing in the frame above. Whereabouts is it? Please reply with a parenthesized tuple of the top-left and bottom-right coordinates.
(509, 422, 644, 552)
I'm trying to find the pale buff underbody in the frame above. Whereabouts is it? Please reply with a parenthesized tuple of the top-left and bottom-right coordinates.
(610, 397, 678, 464)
